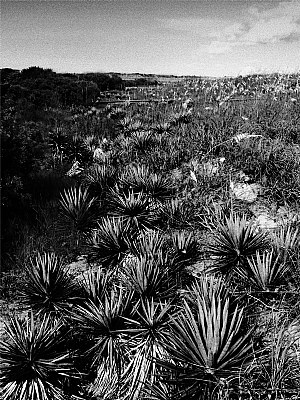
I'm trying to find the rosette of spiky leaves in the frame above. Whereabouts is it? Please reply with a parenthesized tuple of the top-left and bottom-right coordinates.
(131, 130, 154, 153)
(108, 189, 158, 233)
(21, 252, 80, 317)
(70, 285, 133, 370)
(238, 250, 290, 291)
(83, 163, 117, 199)
(143, 173, 175, 203)
(120, 163, 151, 194)
(121, 298, 175, 400)
(270, 224, 299, 264)
(207, 213, 269, 277)
(0, 313, 73, 400)
(161, 281, 253, 398)
(160, 199, 192, 230)
(121, 164, 174, 202)
(122, 253, 175, 300)
(59, 185, 97, 234)
(85, 217, 131, 269)
(153, 122, 173, 135)
(171, 231, 199, 267)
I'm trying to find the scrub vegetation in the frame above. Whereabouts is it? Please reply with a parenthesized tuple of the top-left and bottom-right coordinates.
(1, 67, 300, 399)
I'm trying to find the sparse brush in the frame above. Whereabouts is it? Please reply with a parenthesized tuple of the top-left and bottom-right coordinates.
(21, 252, 80, 317)
(0, 312, 74, 400)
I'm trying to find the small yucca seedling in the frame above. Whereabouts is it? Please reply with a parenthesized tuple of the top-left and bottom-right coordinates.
(21, 252, 80, 317)
(59, 185, 97, 234)
(0, 312, 73, 400)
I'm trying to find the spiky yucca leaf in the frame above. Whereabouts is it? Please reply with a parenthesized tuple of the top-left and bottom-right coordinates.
(85, 217, 130, 268)
(59, 185, 97, 233)
(0, 313, 73, 400)
(185, 275, 230, 308)
(21, 252, 80, 317)
(208, 213, 269, 276)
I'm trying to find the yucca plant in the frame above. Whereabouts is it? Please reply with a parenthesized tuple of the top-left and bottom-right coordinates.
(238, 250, 290, 291)
(0, 313, 74, 400)
(70, 285, 133, 370)
(207, 213, 269, 277)
(85, 217, 130, 269)
(160, 198, 191, 229)
(121, 298, 174, 400)
(143, 173, 175, 203)
(161, 278, 253, 398)
(83, 163, 117, 198)
(121, 164, 174, 202)
(120, 163, 151, 194)
(21, 252, 80, 317)
(171, 231, 199, 266)
(131, 130, 154, 153)
(108, 190, 158, 233)
(270, 224, 299, 264)
(122, 254, 174, 300)
(59, 185, 97, 235)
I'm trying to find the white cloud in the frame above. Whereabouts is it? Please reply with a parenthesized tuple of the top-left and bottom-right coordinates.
(159, 1, 300, 54)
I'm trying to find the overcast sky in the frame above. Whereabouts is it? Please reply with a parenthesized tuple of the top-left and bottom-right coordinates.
(1, 0, 300, 77)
